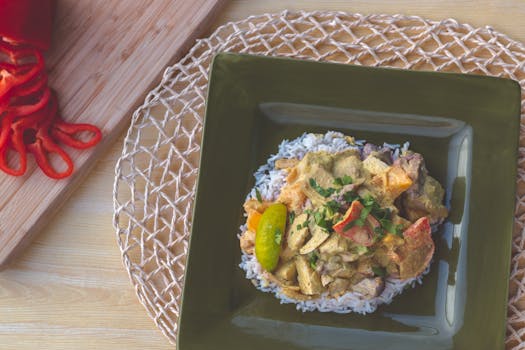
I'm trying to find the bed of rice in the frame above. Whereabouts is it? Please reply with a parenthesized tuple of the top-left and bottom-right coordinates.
(239, 131, 429, 314)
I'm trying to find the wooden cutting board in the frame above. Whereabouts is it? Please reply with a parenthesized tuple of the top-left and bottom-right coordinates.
(0, 0, 226, 269)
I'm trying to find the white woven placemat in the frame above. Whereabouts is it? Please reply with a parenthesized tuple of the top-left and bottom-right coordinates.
(113, 10, 525, 348)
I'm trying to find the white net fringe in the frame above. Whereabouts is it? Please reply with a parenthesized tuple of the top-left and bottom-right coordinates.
(113, 10, 525, 348)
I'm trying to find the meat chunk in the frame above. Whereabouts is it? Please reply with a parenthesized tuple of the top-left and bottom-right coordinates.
(332, 152, 366, 184)
(274, 260, 298, 285)
(277, 180, 307, 213)
(394, 151, 426, 185)
(395, 152, 448, 224)
(363, 155, 389, 176)
(397, 217, 434, 279)
(286, 213, 310, 251)
(302, 164, 336, 205)
(295, 256, 323, 295)
(243, 199, 271, 214)
(319, 233, 348, 255)
(362, 143, 393, 164)
(402, 176, 448, 225)
(275, 158, 299, 170)
(239, 230, 255, 254)
(352, 277, 385, 299)
(299, 225, 330, 254)
(328, 278, 351, 297)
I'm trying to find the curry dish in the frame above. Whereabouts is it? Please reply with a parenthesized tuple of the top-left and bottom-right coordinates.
(239, 137, 448, 301)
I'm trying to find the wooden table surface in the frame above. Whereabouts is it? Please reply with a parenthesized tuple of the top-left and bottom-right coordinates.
(1, 1, 525, 349)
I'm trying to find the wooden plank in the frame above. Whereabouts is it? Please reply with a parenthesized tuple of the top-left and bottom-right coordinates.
(0, 0, 226, 268)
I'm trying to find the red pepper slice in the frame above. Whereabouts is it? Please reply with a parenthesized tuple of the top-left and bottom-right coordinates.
(0, 137, 27, 176)
(333, 200, 377, 247)
(0, 0, 55, 51)
(51, 118, 102, 149)
(0, 48, 44, 98)
(27, 129, 74, 179)
(0, 0, 101, 179)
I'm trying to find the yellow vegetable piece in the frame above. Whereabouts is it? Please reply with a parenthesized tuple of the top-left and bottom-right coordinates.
(247, 211, 262, 232)
(255, 203, 287, 271)
(383, 166, 413, 199)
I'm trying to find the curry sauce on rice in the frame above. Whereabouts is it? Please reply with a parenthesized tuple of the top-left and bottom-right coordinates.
(238, 132, 448, 313)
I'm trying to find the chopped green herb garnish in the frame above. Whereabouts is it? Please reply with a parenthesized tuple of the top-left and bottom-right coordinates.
(296, 224, 302, 230)
(333, 175, 353, 187)
(372, 266, 386, 277)
(343, 191, 358, 203)
(313, 209, 333, 232)
(289, 211, 296, 225)
(309, 178, 336, 198)
(374, 226, 384, 235)
(309, 251, 319, 269)
(255, 188, 262, 203)
(378, 218, 403, 236)
(325, 200, 341, 214)
(274, 228, 282, 245)
(360, 194, 376, 207)
(355, 246, 369, 255)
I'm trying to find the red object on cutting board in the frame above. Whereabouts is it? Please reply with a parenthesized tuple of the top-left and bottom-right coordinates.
(0, 0, 102, 179)
(0, 0, 225, 269)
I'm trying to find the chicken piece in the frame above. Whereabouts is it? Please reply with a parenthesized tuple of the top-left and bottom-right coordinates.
(352, 277, 385, 299)
(328, 278, 351, 297)
(301, 164, 336, 205)
(397, 217, 434, 279)
(279, 243, 296, 262)
(362, 143, 393, 164)
(402, 176, 448, 225)
(243, 199, 271, 214)
(274, 260, 298, 285)
(339, 252, 359, 262)
(275, 158, 299, 170)
(362, 155, 390, 176)
(277, 181, 307, 213)
(357, 259, 374, 276)
(239, 230, 255, 254)
(296, 255, 323, 295)
(286, 213, 310, 251)
(332, 152, 366, 184)
(319, 233, 348, 255)
(299, 226, 330, 254)
(296, 151, 334, 172)
(281, 285, 314, 301)
(332, 262, 356, 279)
(321, 274, 334, 286)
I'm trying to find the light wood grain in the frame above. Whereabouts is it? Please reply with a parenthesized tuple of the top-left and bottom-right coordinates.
(0, 0, 226, 269)
(1, 1, 525, 349)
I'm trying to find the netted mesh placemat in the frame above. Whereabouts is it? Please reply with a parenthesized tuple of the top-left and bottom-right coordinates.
(113, 10, 525, 348)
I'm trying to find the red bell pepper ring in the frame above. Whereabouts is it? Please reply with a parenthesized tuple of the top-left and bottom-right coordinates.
(0, 94, 57, 175)
(0, 137, 27, 176)
(0, 48, 44, 98)
(0, 0, 55, 51)
(0, 0, 102, 179)
(51, 118, 102, 150)
(27, 123, 74, 179)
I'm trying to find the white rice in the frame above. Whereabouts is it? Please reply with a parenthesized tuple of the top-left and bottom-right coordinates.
(239, 131, 429, 314)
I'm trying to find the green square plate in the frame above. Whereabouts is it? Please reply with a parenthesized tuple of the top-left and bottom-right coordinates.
(178, 53, 521, 350)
